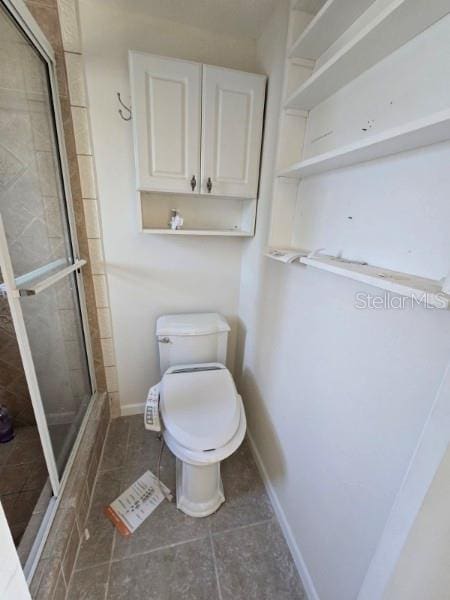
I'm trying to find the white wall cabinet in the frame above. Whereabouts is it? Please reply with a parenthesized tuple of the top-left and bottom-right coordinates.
(201, 65, 266, 198)
(129, 53, 202, 194)
(129, 52, 266, 236)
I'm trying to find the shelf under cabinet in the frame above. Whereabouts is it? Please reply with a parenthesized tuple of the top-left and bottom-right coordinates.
(285, 0, 450, 110)
(142, 228, 252, 237)
(278, 109, 450, 179)
(139, 191, 256, 237)
(289, 0, 375, 60)
(266, 248, 449, 309)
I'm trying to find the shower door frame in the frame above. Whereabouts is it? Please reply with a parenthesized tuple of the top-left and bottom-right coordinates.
(0, 0, 98, 580)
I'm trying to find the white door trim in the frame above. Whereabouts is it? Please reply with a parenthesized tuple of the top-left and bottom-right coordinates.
(358, 358, 450, 599)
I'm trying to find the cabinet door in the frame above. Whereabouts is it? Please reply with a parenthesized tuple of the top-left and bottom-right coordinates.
(201, 66, 266, 198)
(129, 52, 201, 193)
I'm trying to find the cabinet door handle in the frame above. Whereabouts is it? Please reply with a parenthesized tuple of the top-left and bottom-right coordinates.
(206, 177, 212, 193)
(190, 175, 197, 191)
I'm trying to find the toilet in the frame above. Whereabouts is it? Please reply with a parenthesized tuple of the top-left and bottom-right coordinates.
(156, 313, 246, 517)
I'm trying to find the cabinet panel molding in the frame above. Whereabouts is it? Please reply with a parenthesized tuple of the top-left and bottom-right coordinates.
(129, 52, 201, 193)
(201, 65, 266, 198)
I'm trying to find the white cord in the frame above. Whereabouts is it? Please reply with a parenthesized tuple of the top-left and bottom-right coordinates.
(156, 435, 173, 502)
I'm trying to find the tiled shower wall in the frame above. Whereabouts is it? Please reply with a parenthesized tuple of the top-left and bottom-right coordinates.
(24, 0, 120, 414)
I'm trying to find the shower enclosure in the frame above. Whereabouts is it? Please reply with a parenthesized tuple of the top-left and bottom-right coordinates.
(0, 0, 96, 578)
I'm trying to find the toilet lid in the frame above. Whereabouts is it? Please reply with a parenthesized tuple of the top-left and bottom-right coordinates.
(160, 367, 240, 451)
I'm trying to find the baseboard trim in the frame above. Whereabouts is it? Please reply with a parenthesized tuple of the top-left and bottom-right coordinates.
(120, 402, 145, 417)
(247, 431, 320, 600)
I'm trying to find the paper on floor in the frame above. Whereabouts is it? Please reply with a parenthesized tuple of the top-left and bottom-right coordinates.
(104, 470, 171, 536)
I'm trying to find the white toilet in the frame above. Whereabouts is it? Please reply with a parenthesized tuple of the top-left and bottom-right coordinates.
(156, 313, 246, 517)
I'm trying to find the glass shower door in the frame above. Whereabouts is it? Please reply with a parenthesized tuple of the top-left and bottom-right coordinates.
(0, 2, 94, 495)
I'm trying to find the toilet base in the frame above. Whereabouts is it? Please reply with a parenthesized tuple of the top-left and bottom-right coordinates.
(176, 458, 225, 517)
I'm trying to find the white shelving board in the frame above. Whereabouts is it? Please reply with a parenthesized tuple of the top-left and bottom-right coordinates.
(285, 0, 450, 110)
(300, 255, 450, 309)
(139, 191, 256, 237)
(265, 247, 310, 263)
(265, 0, 450, 312)
(142, 228, 252, 237)
(278, 109, 450, 179)
(289, 0, 375, 60)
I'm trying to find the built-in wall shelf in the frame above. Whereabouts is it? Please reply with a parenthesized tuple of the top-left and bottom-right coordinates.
(278, 109, 450, 179)
(265, 247, 309, 263)
(289, 0, 375, 60)
(139, 191, 256, 237)
(266, 1, 450, 311)
(266, 249, 450, 308)
(142, 228, 253, 237)
(285, 0, 450, 110)
(301, 255, 450, 309)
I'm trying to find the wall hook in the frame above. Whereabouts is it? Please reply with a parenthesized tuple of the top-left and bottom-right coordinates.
(117, 92, 132, 121)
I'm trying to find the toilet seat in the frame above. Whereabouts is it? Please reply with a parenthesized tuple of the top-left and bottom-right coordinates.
(160, 363, 241, 452)
(163, 399, 246, 466)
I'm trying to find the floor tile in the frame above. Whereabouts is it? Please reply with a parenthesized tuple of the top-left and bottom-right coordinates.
(0, 463, 31, 494)
(99, 419, 130, 472)
(209, 440, 273, 533)
(8, 438, 44, 464)
(213, 520, 305, 600)
(67, 563, 110, 600)
(125, 428, 176, 490)
(108, 538, 220, 600)
(113, 464, 208, 560)
(90, 469, 124, 511)
(0, 438, 14, 465)
(23, 461, 48, 492)
(68, 416, 305, 600)
(76, 470, 122, 570)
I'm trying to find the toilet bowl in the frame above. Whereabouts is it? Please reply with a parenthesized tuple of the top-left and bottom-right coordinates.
(160, 363, 246, 517)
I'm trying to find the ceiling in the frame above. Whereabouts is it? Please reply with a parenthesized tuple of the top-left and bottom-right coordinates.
(96, 0, 278, 40)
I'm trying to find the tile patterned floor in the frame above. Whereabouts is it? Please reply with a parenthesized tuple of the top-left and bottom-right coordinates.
(67, 415, 306, 600)
(0, 424, 48, 545)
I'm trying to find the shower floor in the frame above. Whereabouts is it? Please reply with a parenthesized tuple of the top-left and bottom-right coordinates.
(0, 424, 48, 545)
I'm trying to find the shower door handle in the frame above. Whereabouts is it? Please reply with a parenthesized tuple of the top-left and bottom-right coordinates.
(17, 260, 87, 296)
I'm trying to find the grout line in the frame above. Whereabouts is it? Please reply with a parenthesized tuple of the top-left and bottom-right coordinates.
(103, 527, 116, 599)
(210, 516, 275, 538)
(74, 516, 276, 574)
(209, 530, 224, 600)
(72, 558, 111, 574)
(72, 533, 208, 574)
(109, 535, 207, 563)
(103, 415, 132, 597)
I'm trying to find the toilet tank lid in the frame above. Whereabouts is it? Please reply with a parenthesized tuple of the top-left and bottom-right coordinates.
(156, 313, 230, 336)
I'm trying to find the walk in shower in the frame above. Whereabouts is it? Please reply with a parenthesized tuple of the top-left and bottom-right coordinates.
(0, 0, 95, 576)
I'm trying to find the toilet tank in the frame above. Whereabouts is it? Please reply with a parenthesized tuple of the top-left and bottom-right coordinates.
(156, 313, 230, 375)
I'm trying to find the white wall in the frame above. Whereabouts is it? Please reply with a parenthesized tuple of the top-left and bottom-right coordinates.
(78, 0, 260, 411)
(238, 2, 450, 600)
(79, 1, 450, 598)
